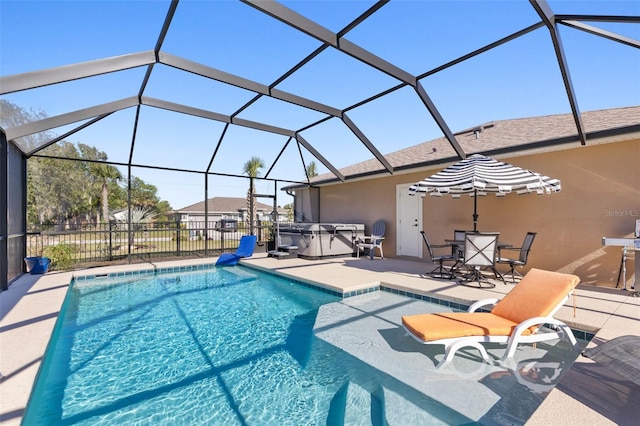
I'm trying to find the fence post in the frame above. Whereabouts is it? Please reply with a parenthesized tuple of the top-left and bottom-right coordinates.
(204, 221, 208, 257)
(176, 218, 181, 256)
(220, 222, 225, 253)
(108, 221, 113, 261)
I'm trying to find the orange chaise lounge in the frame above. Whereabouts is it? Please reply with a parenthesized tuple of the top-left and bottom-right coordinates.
(402, 268, 580, 367)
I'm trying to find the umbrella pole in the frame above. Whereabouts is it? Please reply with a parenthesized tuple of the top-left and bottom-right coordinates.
(473, 189, 478, 232)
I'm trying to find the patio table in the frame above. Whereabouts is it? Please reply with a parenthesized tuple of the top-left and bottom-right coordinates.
(444, 238, 511, 285)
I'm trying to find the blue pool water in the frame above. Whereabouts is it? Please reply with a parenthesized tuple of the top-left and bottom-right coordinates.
(24, 265, 588, 425)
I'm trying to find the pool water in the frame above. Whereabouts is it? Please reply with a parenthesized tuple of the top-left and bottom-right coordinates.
(24, 265, 587, 425)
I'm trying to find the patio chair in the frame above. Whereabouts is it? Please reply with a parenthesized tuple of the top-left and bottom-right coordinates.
(215, 235, 257, 266)
(497, 232, 537, 282)
(451, 229, 467, 263)
(420, 231, 458, 279)
(402, 268, 580, 368)
(459, 232, 504, 287)
(356, 220, 385, 259)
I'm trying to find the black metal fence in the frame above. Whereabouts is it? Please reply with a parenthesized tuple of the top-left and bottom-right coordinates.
(26, 219, 281, 270)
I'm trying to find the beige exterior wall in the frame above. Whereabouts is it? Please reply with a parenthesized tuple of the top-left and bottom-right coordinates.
(302, 138, 639, 287)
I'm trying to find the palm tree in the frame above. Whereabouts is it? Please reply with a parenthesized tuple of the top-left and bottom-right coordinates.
(306, 161, 319, 178)
(97, 165, 122, 224)
(243, 156, 265, 232)
(110, 207, 158, 250)
(78, 144, 122, 224)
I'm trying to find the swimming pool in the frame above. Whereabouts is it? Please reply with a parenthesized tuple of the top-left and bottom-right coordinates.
(24, 264, 588, 425)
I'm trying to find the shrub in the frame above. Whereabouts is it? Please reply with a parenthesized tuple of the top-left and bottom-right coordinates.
(42, 244, 75, 271)
(171, 232, 188, 241)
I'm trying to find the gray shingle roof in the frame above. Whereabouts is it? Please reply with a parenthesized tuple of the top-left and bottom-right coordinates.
(301, 106, 640, 187)
(177, 197, 275, 213)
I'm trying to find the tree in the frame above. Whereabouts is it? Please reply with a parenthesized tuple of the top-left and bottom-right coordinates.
(0, 100, 48, 152)
(129, 177, 161, 210)
(2, 100, 60, 225)
(27, 142, 87, 226)
(242, 156, 265, 232)
(306, 161, 319, 178)
(78, 143, 122, 223)
(110, 207, 158, 250)
(98, 165, 122, 222)
(3, 101, 88, 226)
(283, 202, 294, 221)
(1, 99, 171, 228)
(154, 200, 173, 222)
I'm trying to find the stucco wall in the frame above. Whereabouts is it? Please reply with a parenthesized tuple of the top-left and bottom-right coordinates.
(307, 138, 639, 287)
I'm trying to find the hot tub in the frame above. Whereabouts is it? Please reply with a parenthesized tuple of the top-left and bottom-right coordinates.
(278, 223, 365, 259)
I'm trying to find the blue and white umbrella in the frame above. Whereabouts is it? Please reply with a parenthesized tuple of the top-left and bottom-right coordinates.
(409, 154, 561, 231)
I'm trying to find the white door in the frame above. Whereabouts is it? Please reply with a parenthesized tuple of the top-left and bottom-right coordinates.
(396, 184, 422, 257)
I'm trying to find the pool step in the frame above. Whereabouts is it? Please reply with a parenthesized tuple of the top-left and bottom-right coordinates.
(328, 381, 448, 425)
(267, 250, 289, 259)
(267, 245, 298, 260)
(327, 381, 375, 425)
(381, 387, 450, 425)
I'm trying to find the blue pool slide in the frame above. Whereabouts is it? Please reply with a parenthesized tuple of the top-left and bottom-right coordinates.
(215, 235, 258, 266)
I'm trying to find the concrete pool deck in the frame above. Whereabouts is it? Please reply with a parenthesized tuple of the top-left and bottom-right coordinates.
(1, 254, 638, 425)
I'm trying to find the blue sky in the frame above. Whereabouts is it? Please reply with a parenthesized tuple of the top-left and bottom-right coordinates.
(1, 0, 639, 210)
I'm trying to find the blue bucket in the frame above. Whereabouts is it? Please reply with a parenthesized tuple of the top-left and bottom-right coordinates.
(24, 257, 38, 272)
(25, 257, 50, 274)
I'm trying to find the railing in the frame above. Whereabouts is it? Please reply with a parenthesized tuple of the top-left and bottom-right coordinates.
(26, 220, 283, 269)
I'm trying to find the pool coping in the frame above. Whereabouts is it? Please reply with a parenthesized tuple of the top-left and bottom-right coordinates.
(72, 261, 596, 342)
(1, 255, 638, 425)
(242, 261, 596, 341)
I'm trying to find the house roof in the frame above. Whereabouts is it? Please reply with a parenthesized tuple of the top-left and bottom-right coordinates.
(288, 105, 640, 188)
(177, 197, 278, 214)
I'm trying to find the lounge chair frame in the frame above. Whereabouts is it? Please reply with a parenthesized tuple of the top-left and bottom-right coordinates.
(402, 269, 579, 368)
(404, 298, 578, 368)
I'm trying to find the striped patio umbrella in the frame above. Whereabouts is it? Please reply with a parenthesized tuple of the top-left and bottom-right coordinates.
(409, 154, 561, 231)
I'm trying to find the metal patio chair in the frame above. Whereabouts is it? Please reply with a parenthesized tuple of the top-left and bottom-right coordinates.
(452, 229, 467, 264)
(459, 232, 505, 287)
(420, 231, 458, 279)
(497, 232, 537, 282)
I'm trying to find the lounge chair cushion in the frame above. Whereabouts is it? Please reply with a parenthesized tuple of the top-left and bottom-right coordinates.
(490, 268, 579, 325)
(402, 268, 579, 343)
(215, 235, 257, 267)
(235, 235, 258, 257)
(402, 312, 527, 341)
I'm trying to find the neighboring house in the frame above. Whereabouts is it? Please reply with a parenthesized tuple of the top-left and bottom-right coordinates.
(284, 106, 640, 286)
(176, 197, 289, 232)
